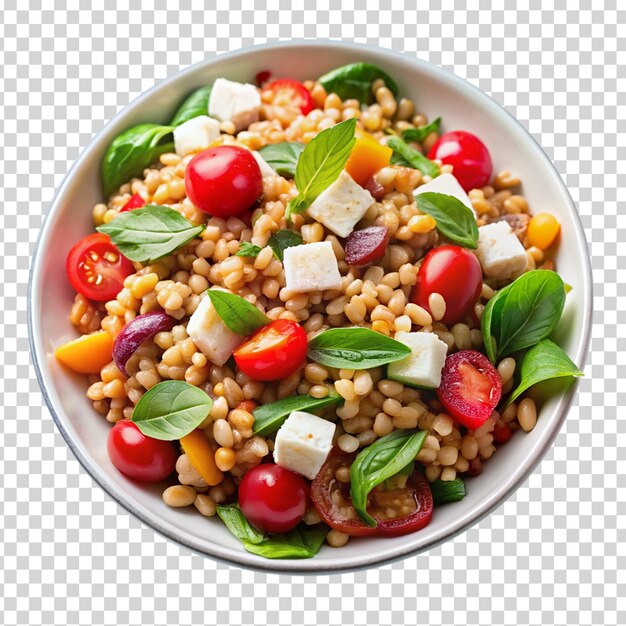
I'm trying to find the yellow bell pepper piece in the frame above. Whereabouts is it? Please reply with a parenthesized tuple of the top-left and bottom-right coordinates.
(54, 330, 114, 374)
(345, 130, 393, 186)
(527, 212, 560, 250)
(180, 429, 224, 486)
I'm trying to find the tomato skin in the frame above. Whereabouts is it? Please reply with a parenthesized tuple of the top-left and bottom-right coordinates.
(66, 233, 134, 302)
(185, 146, 263, 218)
(412, 245, 482, 326)
(427, 131, 493, 192)
(119, 193, 146, 212)
(233, 319, 308, 382)
(266, 79, 314, 115)
(107, 421, 177, 482)
(238, 464, 309, 533)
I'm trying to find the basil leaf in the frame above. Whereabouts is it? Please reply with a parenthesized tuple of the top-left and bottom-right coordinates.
(350, 430, 427, 526)
(387, 136, 439, 178)
(252, 391, 343, 436)
(268, 229, 303, 261)
(102, 124, 174, 197)
(170, 85, 212, 127)
(206, 290, 269, 336)
(430, 479, 466, 505)
(507, 339, 583, 405)
(97, 204, 204, 263)
(414, 191, 479, 249)
(236, 242, 263, 258)
(307, 327, 411, 370)
(131, 380, 212, 440)
(401, 117, 441, 143)
(258, 142, 305, 178)
(318, 62, 399, 104)
(482, 270, 566, 362)
(286, 118, 357, 219)
(216, 504, 265, 545)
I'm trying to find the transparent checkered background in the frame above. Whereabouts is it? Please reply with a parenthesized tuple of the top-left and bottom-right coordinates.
(1, 1, 623, 625)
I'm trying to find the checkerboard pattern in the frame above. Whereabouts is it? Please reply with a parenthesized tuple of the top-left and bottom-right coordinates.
(1, 2, 623, 625)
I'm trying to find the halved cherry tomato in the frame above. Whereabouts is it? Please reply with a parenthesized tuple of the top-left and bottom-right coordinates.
(265, 79, 314, 115)
(436, 350, 502, 430)
(233, 319, 308, 382)
(66, 233, 134, 302)
(119, 193, 146, 212)
(311, 453, 434, 537)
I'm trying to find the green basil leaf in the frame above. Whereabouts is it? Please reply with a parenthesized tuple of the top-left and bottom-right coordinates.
(102, 124, 174, 197)
(307, 327, 411, 370)
(258, 142, 305, 178)
(170, 85, 212, 126)
(507, 339, 583, 405)
(387, 136, 440, 178)
(131, 380, 212, 440)
(401, 117, 441, 143)
(97, 204, 204, 263)
(318, 62, 399, 104)
(286, 118, 357, 219)
(430, 479, 466, 505)
(268, 229, 303, 261)
(216, 504, 265, 544)
(252, 391, 343, 436)
(414, 192, 479, 249)
(236, 242, 263, 258)
(205, 290, 269, 336)
(350, 430, 427, 526)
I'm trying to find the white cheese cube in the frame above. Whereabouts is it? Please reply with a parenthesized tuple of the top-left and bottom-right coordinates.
(252, 151, 275, 178)
(208, 78, 261, 132)
(173, 115, 221, 157)
(307, 171, 374, 238)
(273, 411, 336, 480)
(283, 241, 342, 293)
(476, 221, 528, 280)
(387, 331, 449, 389)
(186, 290, 243, 366)
(414, 173, 475, 215)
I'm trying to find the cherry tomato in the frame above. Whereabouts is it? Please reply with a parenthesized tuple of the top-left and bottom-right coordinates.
(119, 193, 146, 212)
(233, 319, 308, 382)
(66, 233, 134, 302)
(436, 350, 502, 430)
(412, 245, 482, 326)
(427, 130, 493, 192)
(107, 420, 177, 482)
(265, 79, 314, 115)
(185, 145, 263, 218)
(238, 464, 309, 533)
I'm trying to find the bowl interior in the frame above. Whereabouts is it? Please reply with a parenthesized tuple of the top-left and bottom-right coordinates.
(30, 42, 591, 572)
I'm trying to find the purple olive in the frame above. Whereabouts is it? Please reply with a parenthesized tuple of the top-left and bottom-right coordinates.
(344, 226, 389, 266)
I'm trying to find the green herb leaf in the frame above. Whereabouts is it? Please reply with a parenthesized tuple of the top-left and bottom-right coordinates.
(430, 479, 466, 505)
(350, 430, 427, 526)
(268, 230, 303, 261)
(206, 290, 269, 336)
(131, 380, 212, 440)
(401, 117, 441, 143)
(318, 62, 399, 104)
(101, 124, 174, 197)
(258, 142, 305, 178)
(236, 242, 263, 258)
(286, 118, 357, 219)
(307, 327, 411, 370)
(387, 136, 440, 178)
(507, 339, 583, 405)
(97, 204, 204, 263)
(252, 392, 343, 436)
(170, 85, 213, 126)
(414, 191, 479, 249)
(216, 504, 265, 545)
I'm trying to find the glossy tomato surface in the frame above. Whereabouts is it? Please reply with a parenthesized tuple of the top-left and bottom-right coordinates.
(266, 79, 314, 114)
(66, 233, 134, 302)
(238, 464, 309, 533)
(119, 193, 146, 212)
(233, 319, 308, 382)
(107, 421, 177, 482)
(427, 130, 493, 192)
(185, 145, 262, 217)
(412, 245, 482, 326)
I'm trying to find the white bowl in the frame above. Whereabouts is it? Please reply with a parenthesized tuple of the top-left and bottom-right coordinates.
(29, 41, 592, 573)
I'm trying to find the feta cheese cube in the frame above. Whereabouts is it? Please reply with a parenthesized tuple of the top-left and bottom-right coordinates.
(414, 173, 475, 215)
(252, 150, 275, 178)
(387, 331, 449, 389)
(173, 115, 221, 157)
(476, 221, 528, 280)
(208, 78, 261, 132)
(307, 171, 374, 238)
(283, 241, 342, 293)
(186, 289, 243, 366)
(273, 411, 336, 479)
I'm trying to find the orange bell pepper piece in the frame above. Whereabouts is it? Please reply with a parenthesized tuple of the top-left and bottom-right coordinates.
(345, 130, 393, 185)
(54, 330, 114, 374)
(180, 429, 224, 486)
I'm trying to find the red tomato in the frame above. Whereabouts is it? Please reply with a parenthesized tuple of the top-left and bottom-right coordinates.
(185, 145, 263, 217)
(66, 233, 134, 302)
(265, 79, 314, 115)
(436, 350, 502, 430)
(255, 69, 272, 87)
(427, 130, 493, 192)
(238, 464, 309, 533)
(233, 319, 308, 382)
(311, 453, 434, 537)
(412, 245, 482, 326)
(107, 421, 177, 482)
(119, 193, 146, 212)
